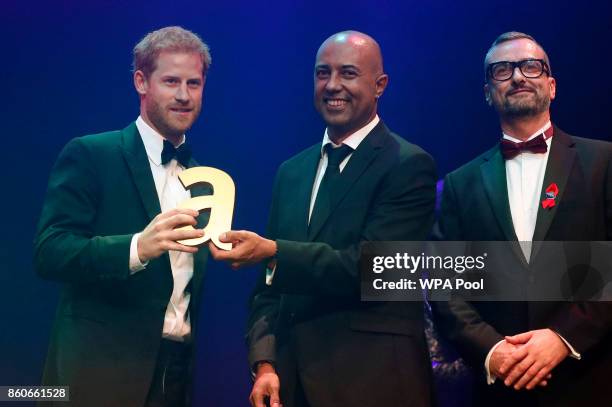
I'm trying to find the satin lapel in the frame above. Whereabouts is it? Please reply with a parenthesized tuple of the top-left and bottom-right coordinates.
(532, 129, 576, 243)
(480, 149, 529, 267)
(480, 148, 518, 242)
(307, 123, 384, 241)
(121, 123, 161, 222)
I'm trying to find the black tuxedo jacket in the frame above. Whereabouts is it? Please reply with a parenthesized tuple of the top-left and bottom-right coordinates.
(34, 123, 209, 406)
(247, 122, 437, 407)
(434, 127, 612, 406)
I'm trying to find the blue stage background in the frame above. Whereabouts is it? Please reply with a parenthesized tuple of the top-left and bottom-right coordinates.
(1, 0, 611, 405)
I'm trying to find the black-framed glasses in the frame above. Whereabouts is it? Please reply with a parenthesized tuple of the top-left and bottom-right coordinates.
(487, 59, 550, 81)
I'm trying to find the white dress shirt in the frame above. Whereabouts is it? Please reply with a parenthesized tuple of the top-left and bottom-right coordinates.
(128, 116, 194, 342)
(485, 121, 580, 384)
(265, 115, 380, 285)
(504, 121, 552, 262)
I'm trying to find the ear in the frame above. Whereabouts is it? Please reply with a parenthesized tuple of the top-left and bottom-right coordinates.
(134, 70, 148, 95)
(484, 83, 492, 106)
(548, 76, 556, 101)
(374, 74, 389, 98)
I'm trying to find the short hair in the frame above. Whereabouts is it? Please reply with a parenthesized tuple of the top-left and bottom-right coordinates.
(484, 31, 551, 79)
(133, 26, 211, 77)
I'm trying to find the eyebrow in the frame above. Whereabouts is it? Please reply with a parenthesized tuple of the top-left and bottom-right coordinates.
(489, 58, 541, 63)
(341, 64, 360, 71)
(315, 64, 361, 71)
(161, 75, 202, 83)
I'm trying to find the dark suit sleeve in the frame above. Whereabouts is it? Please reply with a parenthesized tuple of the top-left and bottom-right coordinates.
(607, 154, 612, 240)
(34, 138, 133, 283)
(269, 150, 436, 297)
(432, 173, 504, 367)
(547, 151, 612, 353)
(247, 170, 283, 368)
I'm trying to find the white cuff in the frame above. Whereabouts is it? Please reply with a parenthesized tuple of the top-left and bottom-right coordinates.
(265, 264, 277, 286)
(129, 233, 148, 274)
(553, 331, 581, 360)
(485, 340, 505, 384)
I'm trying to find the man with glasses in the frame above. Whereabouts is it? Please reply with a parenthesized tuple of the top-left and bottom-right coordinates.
(434, 32, 612, 406)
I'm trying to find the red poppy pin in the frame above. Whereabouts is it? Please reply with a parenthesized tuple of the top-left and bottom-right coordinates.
(541, 183, 559, 209)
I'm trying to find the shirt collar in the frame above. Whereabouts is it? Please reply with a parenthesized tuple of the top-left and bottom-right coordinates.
(320, 115, 380, 156)
(503, 120, 552, 145)
(136, 116, 186, 166)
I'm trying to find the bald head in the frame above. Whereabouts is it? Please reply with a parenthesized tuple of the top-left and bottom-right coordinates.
(313, 31, 388, 143)
(317, 31, 384, 76)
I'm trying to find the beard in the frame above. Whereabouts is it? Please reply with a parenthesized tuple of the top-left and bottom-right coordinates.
(146, 99, 200, 140)
(499, 90, 550, 118)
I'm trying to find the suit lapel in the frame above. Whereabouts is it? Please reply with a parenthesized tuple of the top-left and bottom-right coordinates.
(307, 123, 385, 241)
(296, 148, 322, 240)
(480, 147, 530, 266)
(480, 148, 518, 241)
(121, 123, 161, 221)
(120, 122, 175, 282)
(532, 128, 576, 242)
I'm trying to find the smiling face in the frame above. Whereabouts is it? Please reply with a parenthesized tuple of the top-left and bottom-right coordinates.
(134, 51, 205, 143)
(313, 32, 388, 142)
(484, 38, 556, 119)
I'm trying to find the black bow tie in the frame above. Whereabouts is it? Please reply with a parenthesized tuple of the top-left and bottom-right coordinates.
(161, 140, 191, 167)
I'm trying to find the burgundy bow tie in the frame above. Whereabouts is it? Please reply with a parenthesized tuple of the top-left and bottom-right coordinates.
(500, 126, 554, 160)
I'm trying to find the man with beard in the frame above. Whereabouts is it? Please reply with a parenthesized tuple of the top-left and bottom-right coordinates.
(434, 32, 612, 406)
(34, 26, 211, 407)
(211, 31, 437, 406)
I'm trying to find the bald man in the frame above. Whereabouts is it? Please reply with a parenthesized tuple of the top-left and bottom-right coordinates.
(211, 31, 437, 407)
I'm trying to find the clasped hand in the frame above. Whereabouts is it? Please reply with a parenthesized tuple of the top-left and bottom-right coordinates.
(490, 328, 569, 390)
